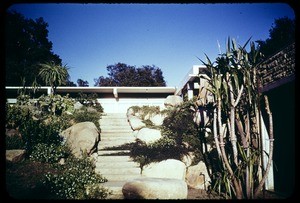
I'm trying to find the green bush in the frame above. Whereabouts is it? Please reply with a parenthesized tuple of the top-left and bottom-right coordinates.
(19, 118, 63, 156)
(72, 109, 102, 130)
(162, 101, 200, 149)
(76, 92, 104, 113)
(6, 135, 25, 150)
(44, 154, 109, 199)
(29, 143, 71, 164)
(5, 104, 32, 129)
(128, 105, 160, 120)
(130, 137, 187, 169)
(36, 94, 75, 116)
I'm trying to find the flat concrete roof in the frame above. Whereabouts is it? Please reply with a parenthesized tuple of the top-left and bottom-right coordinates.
(5, 86, 177, 94)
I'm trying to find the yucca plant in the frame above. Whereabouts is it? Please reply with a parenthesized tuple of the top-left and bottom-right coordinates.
(38, 61, 70, 95)
(197, 37, 274, 199)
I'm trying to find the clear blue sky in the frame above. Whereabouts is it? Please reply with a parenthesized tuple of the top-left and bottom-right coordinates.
(8, 3, 295, 87)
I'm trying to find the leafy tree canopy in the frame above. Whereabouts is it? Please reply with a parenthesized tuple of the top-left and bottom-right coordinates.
(94, 63, 166, 87)
(256, 16, 295, 58)
(5, 10, 62, 86)
(77, 79, 89, 87)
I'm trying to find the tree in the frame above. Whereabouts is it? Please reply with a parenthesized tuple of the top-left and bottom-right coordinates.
(198, 38, 273, 199)
(77, 79, 89, 87)
(256, 17, 295, 58)
(94, 63, 166, 87)
(5, 10, 62, 86)
(38, 61, 69, 95)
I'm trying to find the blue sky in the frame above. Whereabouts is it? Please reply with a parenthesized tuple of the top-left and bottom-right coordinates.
(8, 3, 295, 87)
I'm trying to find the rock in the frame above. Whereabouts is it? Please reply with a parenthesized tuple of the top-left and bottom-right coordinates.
(135, 128, 162, 144)
(60, 122, 100, 158)
(186, 161, 211, 190)
(149, 114, 166, 126)
(164, 95, 183, 107)
(128, 116, 146, 131)
(6, 150, 26, 163)
(122, 177, 188, 199)
(126, 107, 135, 118)
(74, 101, 83, 110)
(142, 159, 186, 180)
(181, 152, 195, 167)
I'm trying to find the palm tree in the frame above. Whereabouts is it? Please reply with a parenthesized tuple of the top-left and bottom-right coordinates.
(38, 61, 69, 95)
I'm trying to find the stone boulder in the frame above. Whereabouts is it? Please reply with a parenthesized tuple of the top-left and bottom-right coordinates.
(186, 161, 211, 190)
(60, 122, 100, 158)
(128, 116, 146, 131)
(126, 107, 135, 118)
(122, 178, 188, 199)
(149, 114, 166, 126)
(142, 159, 186, 180)
(164, 95, 183, 108)
(74, 101, 83, 110)
(135, 128, 162, 144)
(6, 149, 26, 163)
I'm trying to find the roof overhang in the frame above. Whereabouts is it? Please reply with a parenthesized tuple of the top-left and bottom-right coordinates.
(5, 86, 176, 98)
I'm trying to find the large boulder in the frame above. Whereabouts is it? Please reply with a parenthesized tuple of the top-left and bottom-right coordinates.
(128, 116, 146, 131)
(74, 101, 83, 110)
(142, 159, 186, 180)
(122, 178, 188, 199)
(149, 114, 166, 126)
(186, 161, 211, 190)
(60, 122, 100, 158)
(135, 128, 162, 144)
(6, 150, 26, 163)
(164, 95, 183, 108)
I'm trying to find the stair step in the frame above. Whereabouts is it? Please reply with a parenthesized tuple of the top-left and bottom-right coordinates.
(99, 167, 141, 175)
(100, 137, 135, 142)
(101, 114, 128, 119)
(98, 174, 143, 182)
(98, 142, 135, 150)
(101, 129, 133, 133)
(96, 155, 133, 162)
(96, 161, 139, 168)
(98, 150, 130, 156)
(100, 126, 131, 130)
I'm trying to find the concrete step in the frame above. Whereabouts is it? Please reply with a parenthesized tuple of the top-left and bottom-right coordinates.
(100, 137, 135, 142)
(100, 181, 127, 199)
(101, 113, 127, 119)
(96, 155, 134, 162)
(99, 117, 128, 125)
(99, 167, 141, 175)
(96, 160, 139, 168)
(98, 174, 143, 182)
(98, 141, 135, 150)
(100, 134, 134, 140)
(97, 150, 130, 156)
(100, 125, 132, 130)
(101, 129, 133, 134)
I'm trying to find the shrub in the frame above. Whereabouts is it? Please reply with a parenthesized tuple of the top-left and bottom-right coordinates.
(128, 105, 160, 120)
(72, 108, 102, 130)
(162, 101, 200, 149)
(44, 154, 109, 199)
(6, 134, 25, 150)
(19, 118, 63, 156)
(76, 92, 104, 113)
(36, 94, 75, 116)
(29, 143, 71, 164)
(130, 137, 187, 169)
(5, 104, 32, 129)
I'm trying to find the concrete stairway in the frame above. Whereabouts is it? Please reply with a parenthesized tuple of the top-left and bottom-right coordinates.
(95, 113, 142, 199)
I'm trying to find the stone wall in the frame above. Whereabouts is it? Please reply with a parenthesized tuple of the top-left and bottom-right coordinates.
(257, 42, 295, 92)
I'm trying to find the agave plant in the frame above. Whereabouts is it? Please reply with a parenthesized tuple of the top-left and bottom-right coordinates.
(197, 37, 274, 199)
(38, 61, 70, 95)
